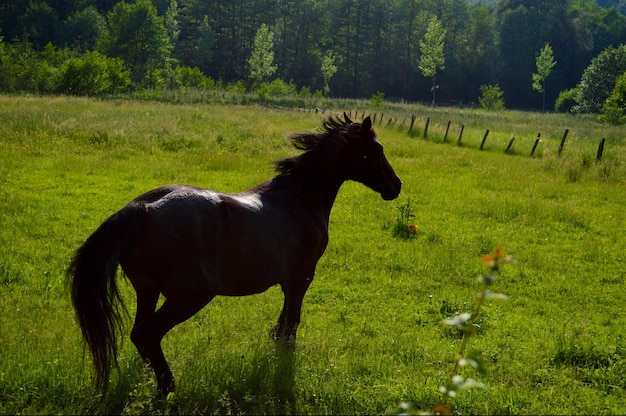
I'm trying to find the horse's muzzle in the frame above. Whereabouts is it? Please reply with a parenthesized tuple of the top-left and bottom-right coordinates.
(381, 177, 402, 200)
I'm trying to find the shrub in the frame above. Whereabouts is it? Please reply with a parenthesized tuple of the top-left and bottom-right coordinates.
(575, 44, 626, 113)
(392, 198, 418, 239)
(599, 71, 626, 125)
(257, 79, 297, 99)
(226, 81, 247, 94)
(0, 41, 76, 93)
(369, 91, 385, 108)
(555, 88, 579, 113)
(478, 84, 505, 110)
(58, 51, 131, 95)
(599, 100, 626, 125)
(174, 66, 215, 89)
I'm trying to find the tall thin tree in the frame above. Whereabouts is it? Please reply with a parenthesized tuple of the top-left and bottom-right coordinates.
(419, 16, 446, 106)
(532, 43, 556, 112)
(321, 50, 337, 96)
(248, 23, 277, 88)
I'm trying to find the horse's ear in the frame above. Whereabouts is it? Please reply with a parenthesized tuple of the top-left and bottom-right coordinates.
(343, 112, 353, 124)
(360, 116, 372, 133)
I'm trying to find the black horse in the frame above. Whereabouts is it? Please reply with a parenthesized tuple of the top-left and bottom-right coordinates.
(68, 113, 402, 395)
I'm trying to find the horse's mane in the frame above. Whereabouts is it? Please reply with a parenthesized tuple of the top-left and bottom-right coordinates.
(275, 114, 361, 176)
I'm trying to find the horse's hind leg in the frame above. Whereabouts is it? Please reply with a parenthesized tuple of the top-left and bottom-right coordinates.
(130, 292, 214, 396)
(130, 287, 159, 373)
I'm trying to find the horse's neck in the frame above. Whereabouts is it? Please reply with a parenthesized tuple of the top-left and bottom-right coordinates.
(302, 175, 343, 221)
(263, 174, 344, 222)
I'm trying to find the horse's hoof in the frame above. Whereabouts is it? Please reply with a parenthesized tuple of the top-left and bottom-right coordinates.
(269, 328, 293, 348)
(157, 381, 176, 399)
(269, 325, 281, 341)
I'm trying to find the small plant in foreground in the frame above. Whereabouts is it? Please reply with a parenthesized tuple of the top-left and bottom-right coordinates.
(397, 248, 516, 416)
(392, 198, 418, 239)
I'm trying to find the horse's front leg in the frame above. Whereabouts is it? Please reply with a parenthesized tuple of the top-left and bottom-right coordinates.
(271, 275, 313, 346)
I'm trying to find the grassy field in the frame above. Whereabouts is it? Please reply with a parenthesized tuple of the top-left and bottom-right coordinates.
(1, 95, 625, 415)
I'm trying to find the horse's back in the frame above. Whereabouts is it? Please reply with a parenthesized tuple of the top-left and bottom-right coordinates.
(119, 184, 324, 297)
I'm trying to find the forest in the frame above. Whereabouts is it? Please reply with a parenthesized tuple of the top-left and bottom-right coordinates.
(1, 0, 626, 113)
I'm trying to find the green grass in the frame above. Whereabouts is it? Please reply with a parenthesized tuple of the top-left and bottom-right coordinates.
(1, 95, 625, 414)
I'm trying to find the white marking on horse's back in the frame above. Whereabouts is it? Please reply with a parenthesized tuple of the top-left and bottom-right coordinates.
(228, 193, 263, 211)
(145, 187, 220, 209)
(145, 186, 263, 213)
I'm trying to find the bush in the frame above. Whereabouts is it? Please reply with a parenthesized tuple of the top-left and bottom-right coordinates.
(599, 71, 626, 125)
(174, 66, 215, 89)
(226, 81, 247, 94)
(555, 88, 579, 113)
(369, 91, 385, 108)
(58, 51, 131, 95)
(599, 101, 625, 125)
(257, 79, 297, 98)
(0, 41, 71, 93)
(0, 39, 131, 95)
(575, 44, 626, 113)
(478, 84, 505, 110)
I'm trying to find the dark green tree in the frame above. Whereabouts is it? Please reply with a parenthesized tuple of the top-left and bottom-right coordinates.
(98, 0, 173, 86)
(175, 0, 214, 74)
(19, 2, 62, 49)
(64, 6, 106, 52)
(497, 5, 542, 108)
(496, 0, 592, 109)
(601, 70, 626, 124)
(575, 43, 626, 113)
(273, 0, 324, 90)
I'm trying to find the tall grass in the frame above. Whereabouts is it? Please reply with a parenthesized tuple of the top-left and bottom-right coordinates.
(1, 95, 625, 414)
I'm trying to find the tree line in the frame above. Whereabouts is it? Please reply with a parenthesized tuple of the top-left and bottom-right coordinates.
(1, 0, 626, 116)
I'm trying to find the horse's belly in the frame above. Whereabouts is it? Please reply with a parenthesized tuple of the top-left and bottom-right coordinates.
(214, 250, 288, 296)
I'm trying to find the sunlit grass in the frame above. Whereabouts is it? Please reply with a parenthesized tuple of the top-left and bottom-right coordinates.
(1, 95, 625, 414)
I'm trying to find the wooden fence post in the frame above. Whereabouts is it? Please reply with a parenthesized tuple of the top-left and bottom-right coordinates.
(597, 138, 606, 161)
(409, 115, 417, 136)
(457, 125, 465, 145)
(443, 120, 451, 142)
(480, 129, 490, 150)
(558, 129, 569, 156)
(530, 133, 541, 157)
(423, 117, 430, 139)
(505, 137, 515, 153)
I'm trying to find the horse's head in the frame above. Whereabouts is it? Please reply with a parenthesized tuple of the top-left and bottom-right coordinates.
(339, 114, 402, 200)
(278, 114, 402, 200)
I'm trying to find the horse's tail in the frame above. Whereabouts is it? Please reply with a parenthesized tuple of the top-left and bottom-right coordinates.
(67, 204, 142, 391)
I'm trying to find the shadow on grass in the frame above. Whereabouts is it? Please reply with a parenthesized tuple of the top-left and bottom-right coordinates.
(89, 342, 298, 415)
(171, 343, 297, 415)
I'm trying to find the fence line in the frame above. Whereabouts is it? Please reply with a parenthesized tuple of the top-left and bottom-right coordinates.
(356, 110, 610, 161)
(272, 105, 610, 161)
